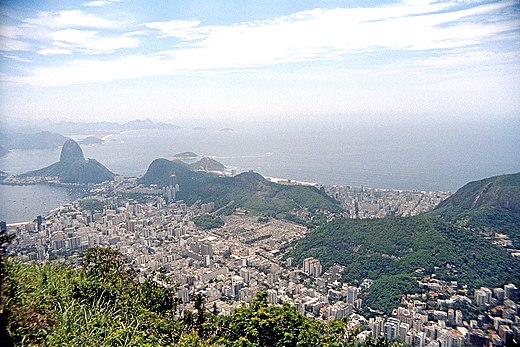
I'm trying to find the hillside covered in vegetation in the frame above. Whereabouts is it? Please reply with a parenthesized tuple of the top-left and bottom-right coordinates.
(139, 158, 342, 217)
(289, 215, 520, 313)
(1, 248, 400, 347)
(430, 172, 520, 246)
(289, 173, 520, 314)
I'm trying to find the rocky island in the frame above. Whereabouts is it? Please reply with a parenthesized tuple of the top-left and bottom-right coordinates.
(17, 139, 115, 184)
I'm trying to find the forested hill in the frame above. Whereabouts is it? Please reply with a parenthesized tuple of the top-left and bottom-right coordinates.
(289, 215, 520, 313)
(434, 172, 520, 215)
(138, 158, 342, 216)
(430, 172, 520, 246)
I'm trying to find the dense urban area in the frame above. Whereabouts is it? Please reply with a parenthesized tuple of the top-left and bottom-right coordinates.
(3, 174, 519, 347)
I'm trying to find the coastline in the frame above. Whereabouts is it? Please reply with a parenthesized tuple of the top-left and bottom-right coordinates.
(265, 176, 318, 187)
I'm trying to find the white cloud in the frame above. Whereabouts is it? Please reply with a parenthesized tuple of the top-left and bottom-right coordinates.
(2, 54, 31, 63)
(142, 0, 517, 68)
(144, 20, 204, 40)
(84, 0, 121, 7)
(37, 48, 72, 56)
(0, 25, 21, 40)
(0, 9, 134, 56)
(0, 25, 32, 51)
(3, 0, 519, 86)
(12, 55, 173, 86)
(51, 29, 98, 44)
(123, 30, 149, 37)
(0, 38, 31, 52)
(25, 10, 119, 29)
(48, 29, 139, 53)
(416, 50, 520, 68)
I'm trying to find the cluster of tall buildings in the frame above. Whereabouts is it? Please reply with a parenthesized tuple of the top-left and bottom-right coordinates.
(325, 184, 450, 219)
(369, 280, 519, 347)
(302, 257, 323, 277)
(3, 176, 519, 346)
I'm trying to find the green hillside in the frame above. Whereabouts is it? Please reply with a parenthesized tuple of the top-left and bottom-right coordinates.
(139, 158, 342, 217)
(288, 173, 520, 313)
(1, 248, 400, 347)
(189, 157, 226, 171)
(430, 172, 520, 246)
(290, 215, 520, 313)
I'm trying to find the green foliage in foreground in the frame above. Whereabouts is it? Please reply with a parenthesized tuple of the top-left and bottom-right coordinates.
(192, 215, 224, 230)
(290, 216, 520, 314)
(2, 248, 401, 347)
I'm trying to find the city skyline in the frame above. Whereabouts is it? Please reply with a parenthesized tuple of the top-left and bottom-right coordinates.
(1, 0, 519, 123)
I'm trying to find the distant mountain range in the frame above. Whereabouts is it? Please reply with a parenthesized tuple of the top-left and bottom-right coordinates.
(289, 172, 520, 314)
(19, 139, 115, 184)
(173, 151, 198, 159)
(139, 158, 341, 217)
(0, 131, 69, 150)
(39, 118, 180, 134)
(78, 136, 104, 145)
(0, 118, 181, 152)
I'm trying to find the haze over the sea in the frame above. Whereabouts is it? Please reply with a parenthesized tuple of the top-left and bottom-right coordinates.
(1, 117, 519, 192)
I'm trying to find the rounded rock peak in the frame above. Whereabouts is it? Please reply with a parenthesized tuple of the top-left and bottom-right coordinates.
(60, 139, 85, 162)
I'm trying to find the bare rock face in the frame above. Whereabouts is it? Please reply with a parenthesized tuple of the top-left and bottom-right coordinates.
(59, 139, 84, 162)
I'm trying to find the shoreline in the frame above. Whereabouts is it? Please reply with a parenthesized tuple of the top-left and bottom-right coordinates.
(265, 176, 318, 187)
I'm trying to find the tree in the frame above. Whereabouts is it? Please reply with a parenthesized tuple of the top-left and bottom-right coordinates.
(82, 247, 127, 276)
(0, 223, 14, 347)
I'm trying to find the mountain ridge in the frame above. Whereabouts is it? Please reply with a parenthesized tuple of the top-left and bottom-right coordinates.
(138, 158, 341, 217)
(430, 172, 520, 246)
(19, 139, 115, 184)
(433, 172, 520, 214)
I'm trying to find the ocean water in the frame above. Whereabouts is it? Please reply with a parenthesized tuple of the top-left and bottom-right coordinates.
(1, 119, 519, 222)
(0, 184, 81, 223)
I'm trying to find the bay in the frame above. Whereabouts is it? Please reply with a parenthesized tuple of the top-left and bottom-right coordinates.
(0, 184, 81, 224)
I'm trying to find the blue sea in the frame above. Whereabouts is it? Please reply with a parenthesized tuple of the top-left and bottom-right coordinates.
(1, 118, 519, 223)
(0, 184, 81, 223)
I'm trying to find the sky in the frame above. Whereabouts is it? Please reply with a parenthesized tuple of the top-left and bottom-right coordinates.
(0, 0, 519, 125)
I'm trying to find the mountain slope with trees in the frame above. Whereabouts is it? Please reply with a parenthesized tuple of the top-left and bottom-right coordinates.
(139, 158, 342, 217)
(289, 215, 520, 313)
(429, 172, 520, 246)
(289, 173, 520, 313)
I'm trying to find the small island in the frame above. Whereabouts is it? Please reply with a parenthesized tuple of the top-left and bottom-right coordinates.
(173, 151, 198, 159)
(78, 136, 104, 145)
